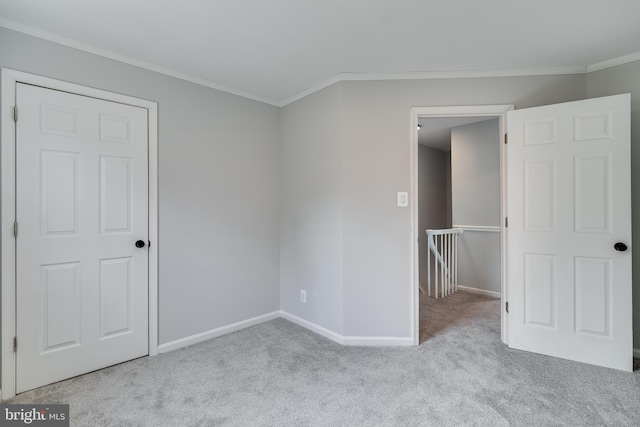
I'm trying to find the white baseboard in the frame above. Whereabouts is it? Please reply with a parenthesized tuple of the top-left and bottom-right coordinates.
(280, 310, 413, 346)
(457, 285, 501, 298)
(159, 308, 418, 354)
(158, 309, 415, 354)
(280, 311, 344, 344)
(158, 311, 280, 353)
(342, 336, 414, 346)
(634, 348, 640, 358)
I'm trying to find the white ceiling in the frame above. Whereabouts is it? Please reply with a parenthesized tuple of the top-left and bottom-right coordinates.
(1, 0, 639, 106)
(418, 117, 494, 151)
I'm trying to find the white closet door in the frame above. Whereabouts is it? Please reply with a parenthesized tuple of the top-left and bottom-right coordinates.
(16, 83, 149, 392)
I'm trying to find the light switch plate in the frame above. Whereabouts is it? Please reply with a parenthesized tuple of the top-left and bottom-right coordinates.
(397, 192, 408, 207)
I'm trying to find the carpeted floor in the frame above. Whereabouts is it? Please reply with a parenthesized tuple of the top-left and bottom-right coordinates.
(6, 291, 640, 426)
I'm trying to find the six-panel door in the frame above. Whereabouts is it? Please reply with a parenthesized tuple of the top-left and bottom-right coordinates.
(507, 94, 632, 371)
(16, 83, 149, 392)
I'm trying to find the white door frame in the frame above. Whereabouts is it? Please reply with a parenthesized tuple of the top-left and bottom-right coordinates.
(409, 105, 513, 345)
(1, 68, 159, 400)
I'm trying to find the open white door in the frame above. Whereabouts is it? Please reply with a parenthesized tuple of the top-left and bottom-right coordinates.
(507, 94, 632, 371)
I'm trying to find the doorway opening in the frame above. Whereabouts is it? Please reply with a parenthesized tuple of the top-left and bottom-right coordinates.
(418, 116, 500, 343)
(409, 105, 513, 346)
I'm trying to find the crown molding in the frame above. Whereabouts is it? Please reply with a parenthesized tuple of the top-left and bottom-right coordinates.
(0, 17, 280, 107)
(2, 17, 640, 107)
(586, 51, 640, 73)
(278, 67, 587, 106)
(337, 67, 587, 81)
(276, 75, 343, 107)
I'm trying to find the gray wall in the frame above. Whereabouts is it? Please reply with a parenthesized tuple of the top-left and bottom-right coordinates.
(418, 145, 450, 291)
(451, 119, 501, 294)
(586, 60, 640, 347)
(339, 75, 586, 337)
(280, 83, 344, 333)
(0, 27, 281, 345)
(451, 119, 500, 226)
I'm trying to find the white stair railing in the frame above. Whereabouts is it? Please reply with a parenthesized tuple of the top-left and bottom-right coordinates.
(426, 228, 463, 299)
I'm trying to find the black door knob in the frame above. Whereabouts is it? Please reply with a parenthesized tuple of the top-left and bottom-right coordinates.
(135, 240, 146, 248)
(614, 242, 628, 252)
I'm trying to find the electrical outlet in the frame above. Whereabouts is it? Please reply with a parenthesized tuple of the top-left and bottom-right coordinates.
(300, 290, 307, 303)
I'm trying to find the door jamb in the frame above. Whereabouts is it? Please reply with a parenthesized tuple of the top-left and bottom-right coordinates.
(409, 105, 513, 346)
(1, 68, 159, 400)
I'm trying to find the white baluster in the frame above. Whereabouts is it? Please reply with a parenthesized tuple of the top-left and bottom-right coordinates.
(447, 233, 452, 294)
(444, 233, 449, 295)
(440, 234, 449, 296)
(452, 233, 456, 292)
(453, 234, 458, 292)
(434, 234, 439, 299)
(427, 235, 431, 297)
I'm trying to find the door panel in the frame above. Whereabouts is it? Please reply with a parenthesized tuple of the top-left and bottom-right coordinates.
(574, 257, 610, 337)
(16, 83, 149, 392)
(41, 262, 82, 351)
(507, 94, 631, 371)
(100, 156, 132, 233)
(524, 159, 555, 231)
(523, 253, 555, 328)
(99, 257, 133, 338)
(41, 151, 79, 235)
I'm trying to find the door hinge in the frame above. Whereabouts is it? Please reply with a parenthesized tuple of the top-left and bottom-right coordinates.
(13, 106, 18, 122)
(506, 302, 509, 313)
(504, 133, 508, 144)
(13, 221, 18, 237)
(505, 217, 508, 228)
(13, 336, 17, 352)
